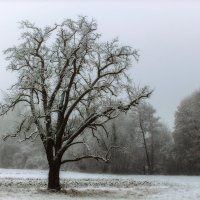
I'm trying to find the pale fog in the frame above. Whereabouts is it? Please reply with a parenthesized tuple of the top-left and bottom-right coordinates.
(1, 1, 200, 200)
(0, 0, 200, 129)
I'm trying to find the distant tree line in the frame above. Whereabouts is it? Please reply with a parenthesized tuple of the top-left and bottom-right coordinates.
(0, 101, 175, 174)
(69, 102, 175, 174)
(2, 89, 200, 176)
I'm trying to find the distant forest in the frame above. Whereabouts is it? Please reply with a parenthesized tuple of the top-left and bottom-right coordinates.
(1, 89, 200, 175)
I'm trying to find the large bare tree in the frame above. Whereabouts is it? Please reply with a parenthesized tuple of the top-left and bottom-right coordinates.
(1, 17, 151, 190)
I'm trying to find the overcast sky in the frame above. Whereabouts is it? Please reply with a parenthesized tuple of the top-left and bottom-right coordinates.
(0, 0, 200, 129)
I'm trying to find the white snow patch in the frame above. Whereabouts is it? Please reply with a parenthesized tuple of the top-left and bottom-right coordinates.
(0, 168, 200, 199)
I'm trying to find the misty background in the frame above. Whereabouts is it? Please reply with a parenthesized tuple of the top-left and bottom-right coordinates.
(0, 0, 200, 129)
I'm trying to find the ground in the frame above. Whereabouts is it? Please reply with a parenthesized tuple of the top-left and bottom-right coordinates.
(0, 168, 200, 200)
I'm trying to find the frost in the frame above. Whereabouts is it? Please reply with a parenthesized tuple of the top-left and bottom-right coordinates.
(0, 169, 200, 200)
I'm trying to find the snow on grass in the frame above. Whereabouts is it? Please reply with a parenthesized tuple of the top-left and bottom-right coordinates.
(0, 168, 200, 199)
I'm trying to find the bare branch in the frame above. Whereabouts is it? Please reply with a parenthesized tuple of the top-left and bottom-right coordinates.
(2, 17, 151, 173)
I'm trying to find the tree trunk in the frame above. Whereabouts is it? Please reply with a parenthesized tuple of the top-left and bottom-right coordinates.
(48, 162, 61, 190)
(139, 120, 152, 174)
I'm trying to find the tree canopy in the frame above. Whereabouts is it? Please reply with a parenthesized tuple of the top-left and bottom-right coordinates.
(0, 16, 151, 190)
(173, 90, 200, 174)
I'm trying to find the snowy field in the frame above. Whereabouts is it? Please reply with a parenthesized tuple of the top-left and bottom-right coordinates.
(0, 169, 200, 200)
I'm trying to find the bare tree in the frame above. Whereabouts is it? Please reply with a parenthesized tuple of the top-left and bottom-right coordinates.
(134, 102, 161, 174)
(0, 17, 151, 190)
(138, 115, 152, 174)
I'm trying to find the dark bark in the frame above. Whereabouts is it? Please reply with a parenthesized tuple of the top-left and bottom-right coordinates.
(150, 131, 154, 174)
(48, 161, 61, 190)
(139, 120, 152, 174)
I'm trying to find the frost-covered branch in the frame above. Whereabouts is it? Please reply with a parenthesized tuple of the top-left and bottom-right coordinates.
(1, 17, 151, 176)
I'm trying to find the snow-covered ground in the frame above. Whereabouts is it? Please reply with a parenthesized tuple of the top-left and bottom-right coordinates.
(0, 168, 200, 200)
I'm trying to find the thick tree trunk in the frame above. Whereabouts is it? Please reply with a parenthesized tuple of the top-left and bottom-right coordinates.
(48, 162, 61, 190)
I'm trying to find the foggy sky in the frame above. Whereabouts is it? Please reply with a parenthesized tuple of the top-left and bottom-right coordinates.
(0, 0, 200, 129)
